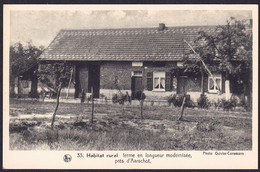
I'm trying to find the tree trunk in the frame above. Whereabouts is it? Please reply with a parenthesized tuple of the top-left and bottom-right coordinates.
(10, 75, 16, 97)
(244, 81, 252, 111)
(66, 68, 73, 99)
(140, 91, 144, 120)
(17, 77, 21, 98)
(178, 96, 186, 121)
(74, 66, 80, 99)
(247, 89, 252, 111)
(225, 71, 231, 100)
(201, 67, 204, 95)
(51, 84, 62, 130)
(31, 75, 38, 98)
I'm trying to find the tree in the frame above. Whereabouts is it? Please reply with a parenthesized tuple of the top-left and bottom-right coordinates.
(38, 61, 73, 129)
(184, 17, 252, 110)
(10, 42, 44, 97)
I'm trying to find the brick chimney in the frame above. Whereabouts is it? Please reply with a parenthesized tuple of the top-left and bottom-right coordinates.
(158, 23, 166, 31)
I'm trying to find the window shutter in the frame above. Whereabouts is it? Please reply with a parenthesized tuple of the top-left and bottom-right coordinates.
(165, 72, 172, 91)
(147, 72, 153, 91)
(222, 74, 225, 93)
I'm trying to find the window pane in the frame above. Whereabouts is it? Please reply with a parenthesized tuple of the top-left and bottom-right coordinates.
(154, 77, 159, 89)
(133, 71, 142, 76)
(209, 78, 214, 90)
(160, 78, 165, 89)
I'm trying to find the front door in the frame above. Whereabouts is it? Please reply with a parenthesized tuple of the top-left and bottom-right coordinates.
(131, 76, 142, 99)
(177, 76, 187, 95)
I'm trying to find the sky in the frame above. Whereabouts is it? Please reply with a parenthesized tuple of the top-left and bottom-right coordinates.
(9, 9, 252, 47)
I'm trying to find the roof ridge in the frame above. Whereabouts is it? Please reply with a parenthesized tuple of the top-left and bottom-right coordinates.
(60, 25, 216, 32)
(40, 24, 216, 61)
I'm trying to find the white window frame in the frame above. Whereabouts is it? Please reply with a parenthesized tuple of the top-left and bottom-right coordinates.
(153, 72, 166, 91)
(132, 62, 143, 67)
(132, 71, 143, 77)
(208, 73, 222, 93)
(177, 61, 183, 67)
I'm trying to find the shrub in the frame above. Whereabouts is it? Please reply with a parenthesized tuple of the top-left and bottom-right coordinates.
(10, 92, 17, 98)
(167, 94, 177, 106)
(185, 98, 195, 108)
(134, 91, 146, 101)
(238, 98, 248, 110)
(174, 95, 185, 107)
(197, 94, 211, 109)
(212, 99, 223, 109)
(221, 97, 237, 111)
(28, 91, 40, 98)
(112, 94, 119, 104)
(112, 92, 131, 105)
(168, 94, 195, 108)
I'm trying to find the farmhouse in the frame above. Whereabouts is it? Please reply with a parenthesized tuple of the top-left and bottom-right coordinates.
(39, 23, 231, 101)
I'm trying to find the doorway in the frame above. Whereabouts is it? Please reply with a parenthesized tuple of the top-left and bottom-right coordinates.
(177, 76, 188, 95)
(131, 76, 143, 99)
(88, 64, 100, 98)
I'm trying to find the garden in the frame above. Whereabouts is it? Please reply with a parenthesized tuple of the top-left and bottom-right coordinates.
(9, 98, 252, 150)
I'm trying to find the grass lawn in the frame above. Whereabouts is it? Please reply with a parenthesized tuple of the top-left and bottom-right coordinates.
(9, 99, 252, 150)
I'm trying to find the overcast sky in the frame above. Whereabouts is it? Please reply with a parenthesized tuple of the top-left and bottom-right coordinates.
(10, 10, 252, 47)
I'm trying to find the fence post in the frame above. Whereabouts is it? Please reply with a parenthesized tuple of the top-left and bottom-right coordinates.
(178, 96, 186, 121)
(91, 86, 94, 124)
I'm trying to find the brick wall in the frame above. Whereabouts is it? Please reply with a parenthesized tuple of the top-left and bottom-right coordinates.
(100, 61, 181, 90)
(100, 61, 132, 90)
(100, 61, 178, 92)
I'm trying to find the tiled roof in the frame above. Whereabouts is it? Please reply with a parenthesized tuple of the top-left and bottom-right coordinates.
(39, 25, 215, 61)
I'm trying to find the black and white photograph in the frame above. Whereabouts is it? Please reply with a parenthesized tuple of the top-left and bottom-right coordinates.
(3, 4, 258, 169)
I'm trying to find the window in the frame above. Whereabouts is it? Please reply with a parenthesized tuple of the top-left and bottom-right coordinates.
(22, 80, 29, 88)
(153, 72, 165, 91)
(132, 71, 143, 77)
(132, 62, 143, 67)
(208, 74, 222, 93)
(177, 62, 183, 67)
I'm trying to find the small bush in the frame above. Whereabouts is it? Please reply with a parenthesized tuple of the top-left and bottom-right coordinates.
(10, 92, 17, 98)
(112, 92, 131, 105)
(197, 94, 211, 109)
(238, 98, 248, 110)
(175, 95, 185, 107)
(134, 91, 146, 101)
(168, 94, 195, 108)
(213, 99, 223, 109)
(167, 94, 177, 106)
(221, 98, 237, 111)
(185, 99, 196, 108)
(28, 91, 40, 98)
(112, 94, 118, 104)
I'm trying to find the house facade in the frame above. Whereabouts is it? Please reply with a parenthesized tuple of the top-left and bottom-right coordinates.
(39, 23, 229, 102)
